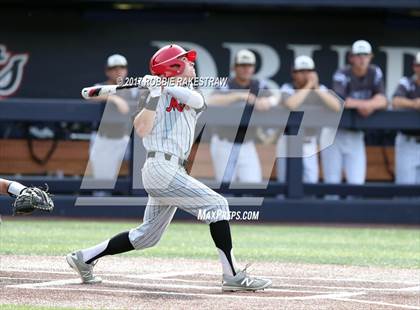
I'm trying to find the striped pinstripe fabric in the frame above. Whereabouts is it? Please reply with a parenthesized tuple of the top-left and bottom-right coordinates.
(143, 93, 201, 160)
(129, 89, 229, 250)
(129, 159, 229, 249)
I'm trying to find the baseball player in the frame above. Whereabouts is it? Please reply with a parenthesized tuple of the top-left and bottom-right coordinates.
(88, 54, 138, 184)
(392, 52, 420, 184)
(0, 178, 53, 215)
(277, 56, 341, 184)
(66, 44, 272, 292)
(207, 49, 278, 183)
(321, 40, 387, 185)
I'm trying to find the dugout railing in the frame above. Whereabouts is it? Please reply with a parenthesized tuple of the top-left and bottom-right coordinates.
(0, 98, 419, 224)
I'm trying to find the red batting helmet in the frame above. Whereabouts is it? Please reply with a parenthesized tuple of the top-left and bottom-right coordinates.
(149, 44, 197, 77)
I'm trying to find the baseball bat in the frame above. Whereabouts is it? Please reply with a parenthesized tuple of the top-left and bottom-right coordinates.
(81, 84, 139, 99)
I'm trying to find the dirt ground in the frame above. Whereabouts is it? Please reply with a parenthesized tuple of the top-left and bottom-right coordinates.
(0, 255, 419, 309)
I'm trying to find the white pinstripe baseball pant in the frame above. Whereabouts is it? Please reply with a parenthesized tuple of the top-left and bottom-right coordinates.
(129, 156, 230, 250)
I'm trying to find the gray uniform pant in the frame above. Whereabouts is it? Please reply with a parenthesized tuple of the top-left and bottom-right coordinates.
(129, 156, 230, 250)
(395, 133, 420, 184)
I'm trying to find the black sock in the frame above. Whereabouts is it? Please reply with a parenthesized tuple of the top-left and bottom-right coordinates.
(86, 231, 134, 264)
(209, 220, 236, 276)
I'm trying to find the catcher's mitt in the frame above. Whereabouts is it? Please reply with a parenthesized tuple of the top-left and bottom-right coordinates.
(13, 186, 54, 216)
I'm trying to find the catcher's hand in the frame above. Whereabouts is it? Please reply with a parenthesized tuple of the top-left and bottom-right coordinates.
(13, 186, 54, 216)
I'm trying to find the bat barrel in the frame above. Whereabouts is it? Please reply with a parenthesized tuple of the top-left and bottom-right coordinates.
(81, 84, 143, 99)
(81, 85, 118, 99)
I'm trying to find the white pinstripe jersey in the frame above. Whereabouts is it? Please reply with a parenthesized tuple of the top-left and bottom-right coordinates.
(142, 89, 206, 160)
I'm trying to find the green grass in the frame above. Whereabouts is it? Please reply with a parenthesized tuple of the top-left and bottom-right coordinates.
(0, 219, 419, 269)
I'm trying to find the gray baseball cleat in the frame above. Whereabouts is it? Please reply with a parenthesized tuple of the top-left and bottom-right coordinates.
(222, 264, 272, 292)
(66, 251, 102, 284)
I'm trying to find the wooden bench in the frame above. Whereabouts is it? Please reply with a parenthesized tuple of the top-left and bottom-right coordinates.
(0, 139, 395, 181)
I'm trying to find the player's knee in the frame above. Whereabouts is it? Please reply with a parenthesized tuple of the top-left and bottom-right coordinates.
(131, 233, 163, 250)
(140, 235, 162, 249)
(218, 195, 229, 212)
(129, 224, 164, 250)
(210, 193, 228, 211)
(210, 195, 230, 222)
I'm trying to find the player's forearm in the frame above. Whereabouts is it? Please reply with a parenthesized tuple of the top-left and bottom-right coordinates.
(87, 95, 108, 102)
(345, 95, 387, 110)
(316, 90, 342, 112)
(0, 179, 26, 196)
(392, 96, 418, 110)
(283, 90, 310, 110)
(88, 94, 118, 103)
(369, 94, 388, 110)
(207, 93, 243, 106)
(164, 86, 204, 109)
(0, 178, 10, 195)
(344, 98, 362, 108)
(134, 109, 155, 138)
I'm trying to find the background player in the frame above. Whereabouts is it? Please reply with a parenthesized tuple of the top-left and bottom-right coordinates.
(207, 49, 278, 183)
(277, 55, 341, 184)
(392, 52, 420, 184)
(66, 44, 272, 292)
(321, 40, 387, 186)
(87, 54, 138, 188)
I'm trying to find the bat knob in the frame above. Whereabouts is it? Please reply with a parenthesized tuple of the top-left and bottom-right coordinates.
(81, 88, 90, 99)
(81, 86, 101, 99)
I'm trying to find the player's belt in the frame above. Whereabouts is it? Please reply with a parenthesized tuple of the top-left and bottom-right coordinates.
(147, 151, 188, 167)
